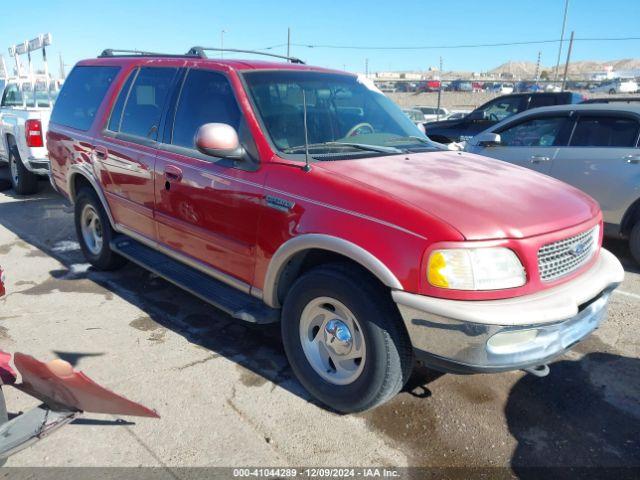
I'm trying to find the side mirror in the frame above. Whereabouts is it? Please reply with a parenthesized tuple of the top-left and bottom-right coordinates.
(473, 132, 501, 147)
(467, 110, 486, 121)
(195, 123, 245, 160)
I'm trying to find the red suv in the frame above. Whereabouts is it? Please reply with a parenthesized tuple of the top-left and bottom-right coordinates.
(48, 48, 624, 412)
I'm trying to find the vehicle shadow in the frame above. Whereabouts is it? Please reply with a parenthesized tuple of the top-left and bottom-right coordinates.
(0, 188, 313, 406)
(603, 237, 639, 274)
(506, 352, 640, 477)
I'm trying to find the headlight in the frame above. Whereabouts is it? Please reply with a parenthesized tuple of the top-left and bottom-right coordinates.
(427, 247, 526, 290)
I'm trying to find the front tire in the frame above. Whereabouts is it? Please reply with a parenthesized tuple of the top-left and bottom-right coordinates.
(630, 221, 640, 265)
(74, 187, 126, 271)
(9, 147, 38, 195)
(281, 263, 413, 413)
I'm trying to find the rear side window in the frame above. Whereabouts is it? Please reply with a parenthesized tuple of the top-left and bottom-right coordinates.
(1, 84, 23, 107)
(119, 67, 179, 140)
(528, 95, 557, 109)
(107, 70, 136, 132)
(570, 116, 640, 147)
(51, 66, 119, 131)
(171, 69, 241, 149)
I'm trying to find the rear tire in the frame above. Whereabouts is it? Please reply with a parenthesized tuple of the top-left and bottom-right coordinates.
(281, 263, 413, 413)
(630, 221, 640, 265)
(9, 147, 38, 195)
(74, 187, 126, 271)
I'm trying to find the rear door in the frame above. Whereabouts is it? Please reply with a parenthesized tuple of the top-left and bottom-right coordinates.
(95, 66, 181, 240)
(472, 112, 572, 175)
(153, 66, 265, 287)
(551, 112, 640, 227)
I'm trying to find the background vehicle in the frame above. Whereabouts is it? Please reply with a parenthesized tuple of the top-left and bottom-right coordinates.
(488, 82, 514, 94)
(467, 104, 640, 264)
(415, 105, 450, 122)
(402, 108, 426, 125)
(416, 80, 441, 92)
(0, 77, 59, 194)
(49, 48, 622, 413)
(590, 78, 638, 95)
(447, 80, 473, 92)
(424, 92, 585, 143)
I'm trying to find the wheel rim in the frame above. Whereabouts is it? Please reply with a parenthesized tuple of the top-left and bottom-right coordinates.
(299, 296, 366, 385)
(9, 155, 18, 185)
(80, 205, 103, 255)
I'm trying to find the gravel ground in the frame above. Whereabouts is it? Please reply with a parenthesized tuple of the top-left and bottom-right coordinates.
(0, 170, 638, 475)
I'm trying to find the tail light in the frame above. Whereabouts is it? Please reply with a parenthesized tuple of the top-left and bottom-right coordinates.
(25, 119, 44, 148)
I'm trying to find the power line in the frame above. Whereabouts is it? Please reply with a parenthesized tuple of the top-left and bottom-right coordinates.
(256, 36, 640, 52)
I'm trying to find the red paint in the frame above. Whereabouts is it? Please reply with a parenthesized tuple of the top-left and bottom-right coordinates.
(48, 56, 603, 302)
(13, 353, 159, 417)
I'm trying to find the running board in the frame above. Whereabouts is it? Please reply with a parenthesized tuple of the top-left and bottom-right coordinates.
(110, 236, 280, 324)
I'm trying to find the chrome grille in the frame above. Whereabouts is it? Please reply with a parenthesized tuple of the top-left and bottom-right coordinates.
(538, 227, 598, 282)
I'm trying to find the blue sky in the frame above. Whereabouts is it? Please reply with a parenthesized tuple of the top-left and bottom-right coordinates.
(1, 0, 639, 76)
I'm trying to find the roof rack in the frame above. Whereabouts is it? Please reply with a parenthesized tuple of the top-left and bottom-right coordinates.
(99, 49, 199, 58)
(186, 46, 305, 64)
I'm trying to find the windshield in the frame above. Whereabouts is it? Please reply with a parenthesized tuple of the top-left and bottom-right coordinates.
(243, 71, 435, 159)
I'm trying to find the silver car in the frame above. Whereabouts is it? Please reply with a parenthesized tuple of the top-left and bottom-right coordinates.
(466, 104, 640, 263)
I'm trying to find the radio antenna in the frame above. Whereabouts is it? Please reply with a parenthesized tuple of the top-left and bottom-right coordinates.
(302, 89, 312, 172)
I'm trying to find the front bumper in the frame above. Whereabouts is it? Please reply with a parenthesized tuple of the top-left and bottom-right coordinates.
(392, 249, 624, 373)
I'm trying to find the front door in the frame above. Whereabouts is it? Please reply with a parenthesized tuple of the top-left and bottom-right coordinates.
(153, 67, 265, 287)
(551, 112, 640, 226)
(472, 114, 572, 175)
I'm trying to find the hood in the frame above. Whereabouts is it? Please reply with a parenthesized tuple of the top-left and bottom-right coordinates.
(317, 151, 599, 240)
(424, 118, 464, 130)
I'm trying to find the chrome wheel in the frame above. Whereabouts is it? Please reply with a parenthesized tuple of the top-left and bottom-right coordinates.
(80, 204, 103, 255)
(299, 297, 366, 385)
(9, 155, 18, 185)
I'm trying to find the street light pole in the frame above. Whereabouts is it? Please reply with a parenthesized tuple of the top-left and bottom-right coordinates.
(220, 29, 226, 58)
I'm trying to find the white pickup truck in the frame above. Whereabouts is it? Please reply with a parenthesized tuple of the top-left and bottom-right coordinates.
(0, 78, 58, 194)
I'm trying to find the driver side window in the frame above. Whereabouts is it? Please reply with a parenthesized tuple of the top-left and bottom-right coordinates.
(498, 116, 567, 147)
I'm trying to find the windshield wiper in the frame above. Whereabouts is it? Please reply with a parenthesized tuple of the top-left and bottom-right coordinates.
(385, 136, 433, 145)
(283, 141, 403, 154)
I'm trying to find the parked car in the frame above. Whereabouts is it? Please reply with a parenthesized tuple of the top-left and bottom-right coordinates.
(424, 92, 585, 143)
(488, 83, 514, 94)
(49, 48, 623, 413)
(466, 104, 640, 263)
(416, 80, 441, 93)
(402, 108, 426, 125)
(0, 77, 59, 194)
(415, 106, 450, 122)
(448, 80, 473, 92)
(590, 79, 639, 95)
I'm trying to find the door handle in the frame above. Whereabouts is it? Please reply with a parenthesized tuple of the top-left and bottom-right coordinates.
(164, 165, 183, 182)
(93, 146, 108, 160)
(530, 155, 551, 164)
(624, 154, 640, 164)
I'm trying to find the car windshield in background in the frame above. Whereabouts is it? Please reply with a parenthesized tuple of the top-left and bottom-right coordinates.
(243, 71, 435, 159)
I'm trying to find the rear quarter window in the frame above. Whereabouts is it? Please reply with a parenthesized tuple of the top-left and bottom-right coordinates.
(51, 65, 120, 131)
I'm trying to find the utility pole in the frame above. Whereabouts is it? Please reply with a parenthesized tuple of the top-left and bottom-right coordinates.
(59, 52, 65, 79)
(220, 29, 226, 58)
(561, 31, 575, 91)
(287, 27, 291, 58)
(436, 56, 443, 121)
(554, 0, 570, 82)
(534, 51, 541, 84)
(365, 58, 369, 78)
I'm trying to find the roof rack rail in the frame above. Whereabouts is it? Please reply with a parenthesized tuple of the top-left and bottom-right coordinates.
(186, 47, 305, 64)
(99, 49, 199, 58)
